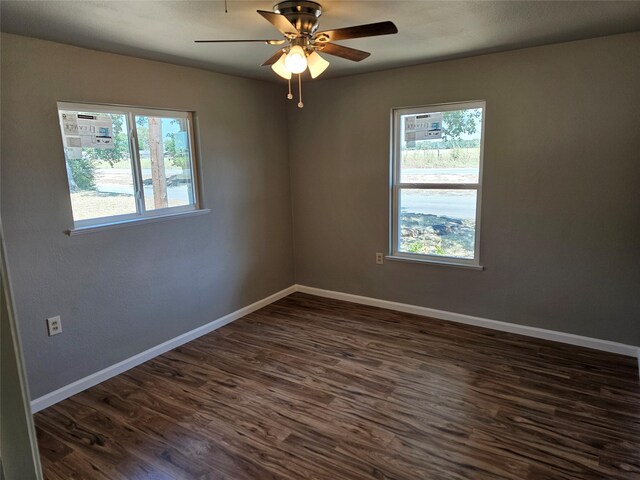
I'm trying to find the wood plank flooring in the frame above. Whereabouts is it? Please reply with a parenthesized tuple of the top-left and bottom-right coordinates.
(35, 293, 640, 479)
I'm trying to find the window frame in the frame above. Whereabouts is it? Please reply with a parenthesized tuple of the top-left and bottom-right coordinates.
(390, 100, 486, 268)
(57, 101, 203, 231)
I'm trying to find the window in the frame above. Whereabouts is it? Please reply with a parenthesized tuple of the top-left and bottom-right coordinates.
(57, 102, 201, 230)
(391, 101, 485, 267)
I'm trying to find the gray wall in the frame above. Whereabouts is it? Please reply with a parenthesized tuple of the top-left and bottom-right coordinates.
(1, 33, 294, 399)
(3, 31, 640, 403)
(288, 32, 640, 345)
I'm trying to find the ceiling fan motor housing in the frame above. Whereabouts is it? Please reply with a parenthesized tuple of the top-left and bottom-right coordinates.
(274, 1, 323, 36)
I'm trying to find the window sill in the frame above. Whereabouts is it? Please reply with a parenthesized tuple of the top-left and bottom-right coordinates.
(385, 255, 484, 270)
(67, 208, 211, 236)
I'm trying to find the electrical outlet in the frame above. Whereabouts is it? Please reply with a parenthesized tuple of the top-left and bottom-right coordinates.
(47, 316, 62, 336)
(375, 252, 384, 265)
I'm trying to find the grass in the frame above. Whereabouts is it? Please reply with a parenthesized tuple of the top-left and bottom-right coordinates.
(70, 191, 136, 221)
(70, 191, 187, 221)
(401, 147, 480, 168)
(399, 212, 475, 259)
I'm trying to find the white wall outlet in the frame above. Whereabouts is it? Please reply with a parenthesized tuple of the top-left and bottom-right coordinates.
(47, 316, 62, 336)
(375, 252, 384, 265)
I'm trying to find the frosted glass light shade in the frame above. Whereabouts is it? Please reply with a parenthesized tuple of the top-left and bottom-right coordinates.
(285, 45, 307, 74)
(307, 51, 330, 78)
(271, 53, 292, 79)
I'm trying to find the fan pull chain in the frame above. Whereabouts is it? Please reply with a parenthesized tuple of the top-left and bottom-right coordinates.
(287, 78, 293, 100)
(297, 74, 304, 108)
(224, 0, 228, 13)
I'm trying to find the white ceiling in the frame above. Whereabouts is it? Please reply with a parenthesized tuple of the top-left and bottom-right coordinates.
(2, 1, 640, 81)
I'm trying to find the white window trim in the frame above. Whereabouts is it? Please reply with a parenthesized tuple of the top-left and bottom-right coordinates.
(390, 100, 486, 268)
(58, 101, 204, 232)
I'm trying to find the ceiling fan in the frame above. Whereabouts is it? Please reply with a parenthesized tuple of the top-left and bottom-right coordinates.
(195, 1, 398, 107)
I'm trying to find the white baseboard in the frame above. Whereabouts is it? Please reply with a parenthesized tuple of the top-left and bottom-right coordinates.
(30, 285, 297, 413)
(296, 285, 640, 358)
(32, 283, 638, 412)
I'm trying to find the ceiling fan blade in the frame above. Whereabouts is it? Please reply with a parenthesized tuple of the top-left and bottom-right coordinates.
(314, 21, 398, 43)
(261, 50, 285, 67)
(318, 43, 371, 62)
(195, 39, 285, 45)
(257, 10, 299, 36)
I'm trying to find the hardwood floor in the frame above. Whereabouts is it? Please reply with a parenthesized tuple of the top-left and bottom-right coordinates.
(35, 293, 639, 479)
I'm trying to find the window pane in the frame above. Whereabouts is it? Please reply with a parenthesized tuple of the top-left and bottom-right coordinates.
(59, 110, 137, 222)
(135, 115, 195, 211)
(399, 189, 477, 259)
(400, 107, 483, 183)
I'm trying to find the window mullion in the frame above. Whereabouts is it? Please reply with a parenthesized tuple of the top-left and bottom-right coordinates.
(396, 183, 479, 190)
(128, 112, 146, 215)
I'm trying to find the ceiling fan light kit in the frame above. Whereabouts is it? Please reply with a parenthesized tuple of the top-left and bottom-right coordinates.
(272, 53, 292, 79)
(307, 51, 330, 79)
(284, 44, 308, 73)
(196, 1, 398, 108)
